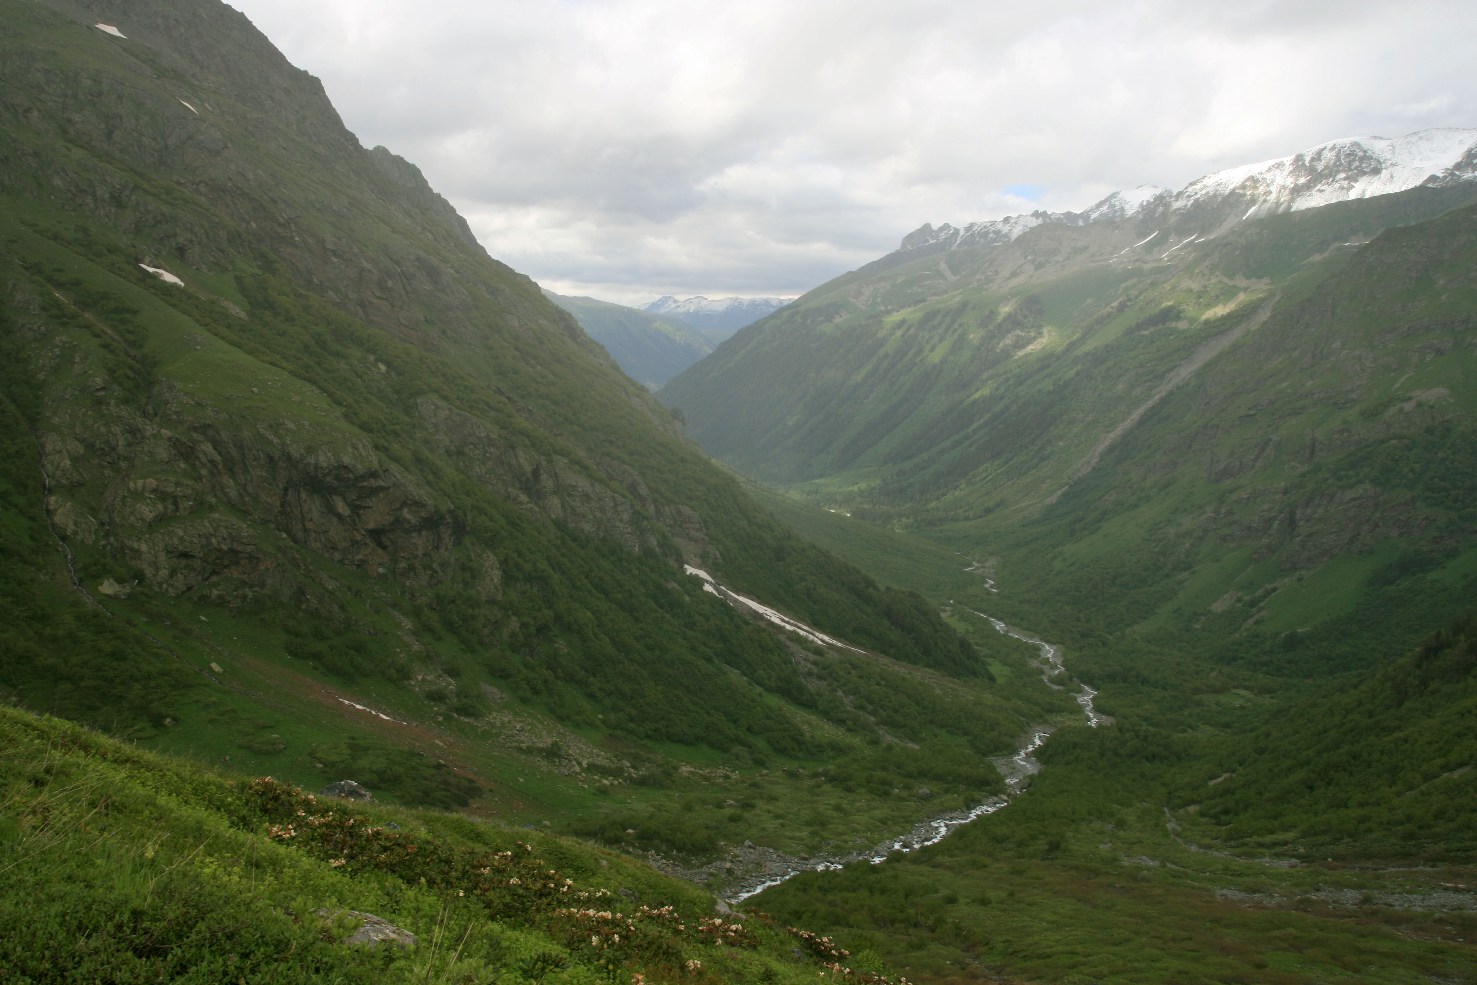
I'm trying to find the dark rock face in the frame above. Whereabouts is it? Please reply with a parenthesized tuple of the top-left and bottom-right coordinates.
(21, 321, 456, 603)
(416, 396, 685, 557)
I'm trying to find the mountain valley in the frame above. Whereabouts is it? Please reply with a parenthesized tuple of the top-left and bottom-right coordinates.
(660, 131, 1477, 980)
(1, 1, 1474, 983)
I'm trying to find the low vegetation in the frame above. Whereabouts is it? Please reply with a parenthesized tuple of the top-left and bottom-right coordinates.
(757, 620, 1477, 985)
(0, 704, 932, 984)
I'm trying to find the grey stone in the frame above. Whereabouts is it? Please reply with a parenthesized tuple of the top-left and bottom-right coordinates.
(320, 779, 372, 800)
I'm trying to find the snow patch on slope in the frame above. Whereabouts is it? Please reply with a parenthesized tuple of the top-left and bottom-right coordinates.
(139, 264, 184, 286)
(684, 565, 863, 652)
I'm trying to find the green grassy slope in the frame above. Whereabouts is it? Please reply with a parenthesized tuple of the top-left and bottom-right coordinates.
(0, 702, 928, 985)
(953, 197, 1477, 655)
(664, 185, 1476, 504)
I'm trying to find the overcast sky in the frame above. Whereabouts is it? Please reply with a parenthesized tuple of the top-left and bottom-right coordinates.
(228, 0, 1477, 306)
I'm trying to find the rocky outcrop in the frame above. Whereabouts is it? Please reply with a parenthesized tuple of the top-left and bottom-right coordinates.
(318, 909, 415, 949)
(416, 396, 674, 556)
(3, 0, 725, 610)
(179, 421, 455, 580)
(26, 305, 457, 602)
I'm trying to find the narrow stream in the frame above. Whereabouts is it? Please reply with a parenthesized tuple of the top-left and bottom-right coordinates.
(723, 608, 1101, 903)
(974, 612, 1103, 729)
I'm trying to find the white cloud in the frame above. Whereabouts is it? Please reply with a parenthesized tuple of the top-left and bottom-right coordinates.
(229, 0, 1477, 302)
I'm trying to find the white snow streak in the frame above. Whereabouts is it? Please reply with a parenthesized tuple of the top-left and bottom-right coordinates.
(138, 264, 184, 286)
(684, 565, 863, 652)
(1111, 230, 1160, 259)
(1160, 234, 1201, 259)
(336, 698, 406, 725)
(94, 23, 126, 38)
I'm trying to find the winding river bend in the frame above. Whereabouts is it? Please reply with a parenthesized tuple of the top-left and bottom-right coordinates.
(721, 611, 1102, 903)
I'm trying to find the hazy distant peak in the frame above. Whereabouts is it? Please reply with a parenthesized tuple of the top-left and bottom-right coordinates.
(645, 295, 794, 317)
(643, 295, 793, 333)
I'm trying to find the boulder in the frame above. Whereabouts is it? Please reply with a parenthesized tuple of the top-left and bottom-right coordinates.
(319, 779, 372, 801)
(319, 909, 416, 949)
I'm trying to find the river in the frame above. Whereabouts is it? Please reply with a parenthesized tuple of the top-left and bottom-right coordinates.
(719, 609, 1101, 903)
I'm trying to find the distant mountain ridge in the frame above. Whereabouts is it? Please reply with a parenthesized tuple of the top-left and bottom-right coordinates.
(545, 289, 713, 388)
(544, 294, 793, 386)
(899, 128, 1477, 255)
(644, 294, 792, 332)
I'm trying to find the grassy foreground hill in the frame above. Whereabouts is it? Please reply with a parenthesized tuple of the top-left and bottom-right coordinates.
(0, 702, 929, 984)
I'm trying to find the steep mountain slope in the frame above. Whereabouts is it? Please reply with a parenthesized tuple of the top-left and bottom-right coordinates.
(1186, 615, 1477, 859)
(545, 289, 714, 388)
(661, 140, 1477, 647)
(0, 0, 1040, 858)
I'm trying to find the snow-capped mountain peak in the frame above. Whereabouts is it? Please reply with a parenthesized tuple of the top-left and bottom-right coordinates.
(901, 127, 1477, 254)
(1177, 128, 1477, 220)
(1081, 185, 1170, 222)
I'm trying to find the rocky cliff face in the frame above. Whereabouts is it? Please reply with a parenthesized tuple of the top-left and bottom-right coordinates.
(416, 395, 697, 558)
(11, 281, 454, 607)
